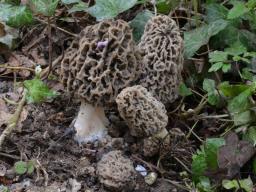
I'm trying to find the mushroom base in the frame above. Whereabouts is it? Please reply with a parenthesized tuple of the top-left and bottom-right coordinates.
(74, 102, 108, 143)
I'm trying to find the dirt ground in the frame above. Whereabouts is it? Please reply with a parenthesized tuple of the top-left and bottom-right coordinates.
(0, 80, 193, 192)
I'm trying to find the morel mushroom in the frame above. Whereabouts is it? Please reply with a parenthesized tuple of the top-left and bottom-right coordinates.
(116, 85, 168, 140)
(60, 20, 141, 143)
(138, 15, 184, 105)
(96, 150, 136, 191)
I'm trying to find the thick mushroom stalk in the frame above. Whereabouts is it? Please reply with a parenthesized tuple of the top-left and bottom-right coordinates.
(60, 20, 142, 143)
(74, 101, 109, 143)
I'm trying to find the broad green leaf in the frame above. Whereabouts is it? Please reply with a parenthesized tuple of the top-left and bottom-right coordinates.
(68, 1, 88, 13)
(207, 92, 220, 106)
(24, 77, 58, 103)
(225, 41, 247, 56)
(222, 178, 253, 192)
(156, 0, 179, 14)
(241, 68, 254, 81)
(205, 138, 225, 170)
(178, 82, 192, 97)
(219, 82, 250, 97)
(233, 110, 253, 126)
(196, 177, 214, 192)
(87, 0, 138, 21)
(61, 0, 80, 4)
(203, 79, 215, 93)
(205, 3, 228, 23)
(208, 62, 224, 72)
(209, 51, 228, 63)
(192, 149, 207, 183)
(28, 0, 59, 16)
(14, 161, 27, 175)
(227, 2, 249, 20)
(184, 19, 228, 58)
(239, 29, 256, 50)
(0, 4, 33, 27)
(129, 9, 153, 42)
(0, 22, 18, 49)
(27, 160, 35, 174)
(221, 63, 231, 73)
(243, 126, 256, 146)
(227, 88, 252, 113)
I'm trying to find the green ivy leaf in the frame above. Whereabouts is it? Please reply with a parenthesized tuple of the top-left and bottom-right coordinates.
(0, 22, 18, 49)
(28, 0, 59, 16)
(243, 126, 256, 146)
(0, 4, 33, 28)
(179, 82, 193, 97)
(87, 0, 138, 21)
(68, 1, 88, 13)
(219, 82, 250, 97)
(129, 9, 153, 42)
(224, 41, 247, 56)
(61, 0, 80, 4)
(27, 160, 35, 174)
(205, 138, 225, 170)
(222, 178, 253, 192)
(227, 88, 252, 113)
(208, 62, 224, 72)
(24, 77, 58, 103)
(184, 19, 228, 58)
(209, 51, 228, 63)
(156, 0, 179, 14)
(205, 3, 228, 23)
(222, 63, 231, 73)
(14, 161, 27, 175)
(203, 79, 215, 93)
(227, 2, 249, 20)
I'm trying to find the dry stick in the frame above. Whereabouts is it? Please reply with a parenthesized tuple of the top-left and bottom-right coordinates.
(46, 17, 53, 79)
(0, 64, 35, 72)
(0, 90, 26, 149)
(36, 18, 77, 37)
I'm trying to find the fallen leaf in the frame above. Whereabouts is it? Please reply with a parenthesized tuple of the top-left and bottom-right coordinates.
(0, 111, 12, 127)
(217, 132, 255, 178)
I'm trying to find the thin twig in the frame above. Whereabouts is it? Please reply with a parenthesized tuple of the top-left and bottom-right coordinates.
(0, 90, 27, 149)
(0, 64, 35, 72)
(36, 18, 77, 37)
(163, 179, 190, 191)
(46, 17, 53, 79)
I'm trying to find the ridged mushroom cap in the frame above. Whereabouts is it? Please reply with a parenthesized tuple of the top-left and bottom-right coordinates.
(60, 20, 142, 106)
(96, 150, 136, 191)
(138, 15, 184, 105)
(116, 85, 168, 137)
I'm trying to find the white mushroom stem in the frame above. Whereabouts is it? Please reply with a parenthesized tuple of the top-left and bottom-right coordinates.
(154, 128, 170, 143)
(74, 101, 109, 143)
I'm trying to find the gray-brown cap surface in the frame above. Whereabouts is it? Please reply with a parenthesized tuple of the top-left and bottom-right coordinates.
(138, 15, 184, 105)
(116, 85, 168, 137)
(60, 20, 142, 106)
(96, 150, 136, 191)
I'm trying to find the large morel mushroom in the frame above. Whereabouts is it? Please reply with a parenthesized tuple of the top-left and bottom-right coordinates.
(138, 15, 184, 105)
(60, 20, 141, 143)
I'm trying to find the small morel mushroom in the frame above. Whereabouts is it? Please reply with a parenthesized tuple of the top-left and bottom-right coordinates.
(60, 20, 142, 143)
(116, 85, 168, 140)
(138, 15, 184, 105)
(96, 150, 136, 191)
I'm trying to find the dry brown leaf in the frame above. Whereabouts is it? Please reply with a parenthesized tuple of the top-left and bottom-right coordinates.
(217, 132, 255, 178)
(0, 111, 11, 127)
